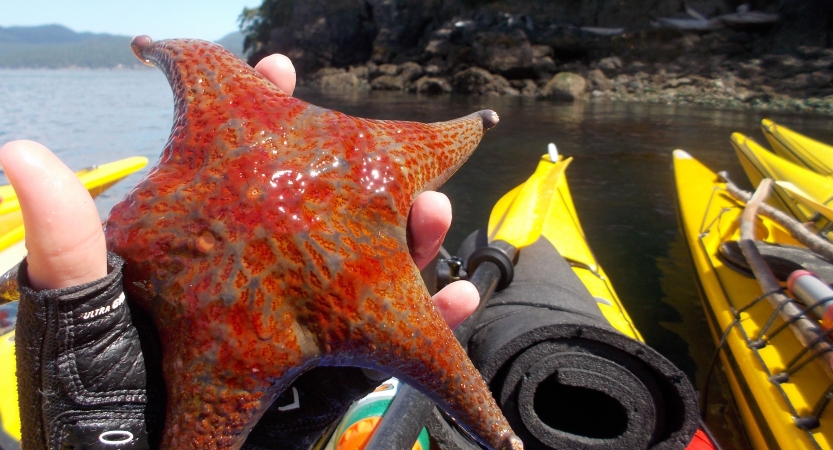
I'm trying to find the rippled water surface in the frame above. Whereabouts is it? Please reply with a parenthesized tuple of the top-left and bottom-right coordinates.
(4, 68, 833, 447)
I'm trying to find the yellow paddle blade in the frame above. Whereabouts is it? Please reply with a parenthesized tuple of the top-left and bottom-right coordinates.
(775, 180, 833, 222)
(488, 156, 571, 248)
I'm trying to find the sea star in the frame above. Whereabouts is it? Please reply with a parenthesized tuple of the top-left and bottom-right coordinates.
(104, 36, 521, 449)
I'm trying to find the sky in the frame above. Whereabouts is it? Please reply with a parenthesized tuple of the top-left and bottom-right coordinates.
(0, 0, 263, 41)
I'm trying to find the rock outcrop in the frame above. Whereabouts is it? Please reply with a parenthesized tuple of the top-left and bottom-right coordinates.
(540, 72, 587, 101)
(242, 0, 833, 113)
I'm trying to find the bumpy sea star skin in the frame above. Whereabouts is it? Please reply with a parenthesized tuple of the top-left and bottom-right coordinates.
(104, 36, 521, 449)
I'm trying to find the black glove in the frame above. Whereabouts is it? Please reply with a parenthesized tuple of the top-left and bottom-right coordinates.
(15, 253, 165, 449)
(14, 253, 380, 450)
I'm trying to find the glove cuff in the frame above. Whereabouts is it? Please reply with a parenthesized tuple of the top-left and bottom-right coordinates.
(16, 253, 160, 449)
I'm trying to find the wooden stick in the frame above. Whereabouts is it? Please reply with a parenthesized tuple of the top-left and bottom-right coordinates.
(739, 178, 833, 379)
(719, 171, 833, 262)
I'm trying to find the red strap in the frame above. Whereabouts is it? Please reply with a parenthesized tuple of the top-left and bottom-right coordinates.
(686, 429, 717, 450)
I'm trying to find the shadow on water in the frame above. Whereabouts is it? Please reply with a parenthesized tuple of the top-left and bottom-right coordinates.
(6, 69, 833, 447)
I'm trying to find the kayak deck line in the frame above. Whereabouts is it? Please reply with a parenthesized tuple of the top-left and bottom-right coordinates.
(681, 174, 790, 450)
(675, 151, 833, 449)
(707, 191, 831, 446)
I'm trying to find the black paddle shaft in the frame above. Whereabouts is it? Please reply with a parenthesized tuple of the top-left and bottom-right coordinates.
(365, 258, 505, 450)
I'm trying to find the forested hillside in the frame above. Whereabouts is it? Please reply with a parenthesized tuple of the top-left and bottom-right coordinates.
(0, 26, 245, 68)
(0, 25, 139, 68)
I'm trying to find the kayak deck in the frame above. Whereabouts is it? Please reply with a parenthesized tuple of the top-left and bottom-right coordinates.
(762, 119, 833, 177)
(674, 149, 833, 449)
(731, 132, 833, 229)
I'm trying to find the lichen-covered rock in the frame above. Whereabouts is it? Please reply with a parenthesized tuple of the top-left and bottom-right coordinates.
(472, 29, 534, 78)
(541, 72, 587, 100)
(453, 67, 515, 95)
(349, 65, 370, 80)
(587, 69, 613, 91)
(320, 72, 369, 91)
(413, 76, 452, 94)
(596, 56, 623, 73)
(371, 74, 407, 90)
(369, 62, 422, 90)
(399, 61, 425, 82)
(510, 79, 539, 96)
(309, 67, 370, 91)
(762, 54, 804, 79)
(424, 64, 443, 76)
(376, 63, 399, 77)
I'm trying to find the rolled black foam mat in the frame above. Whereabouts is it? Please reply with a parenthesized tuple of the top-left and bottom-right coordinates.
(457, 230, 698, 450)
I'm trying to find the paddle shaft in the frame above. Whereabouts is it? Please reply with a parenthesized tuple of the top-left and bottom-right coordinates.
(365, 259, 504, 450)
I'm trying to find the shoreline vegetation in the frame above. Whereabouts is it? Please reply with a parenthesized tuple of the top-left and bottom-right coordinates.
(0, 25, 142, 69)
(0, 25, 244, 70)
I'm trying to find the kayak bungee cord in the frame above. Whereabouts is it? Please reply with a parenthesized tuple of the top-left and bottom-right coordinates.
(692, 180, 832, 446)
(739, 179, 833, 364)
(697, 287, 780, 420)
(739, 179, 833, 429)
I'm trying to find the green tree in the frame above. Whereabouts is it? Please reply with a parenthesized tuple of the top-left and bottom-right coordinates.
(238, 0, 296, 55)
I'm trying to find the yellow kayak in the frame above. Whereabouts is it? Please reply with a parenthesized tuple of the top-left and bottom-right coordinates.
(731, 132, 833, 227)
(0, 329, 16, 447)
(488, 154, 642, 339)
(0, 156, 148, 253)
(762, 119, 833, 176)
(674, 149, 833, 449)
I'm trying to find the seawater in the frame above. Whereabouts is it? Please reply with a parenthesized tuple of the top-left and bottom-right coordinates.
(4, 68, 833, 447)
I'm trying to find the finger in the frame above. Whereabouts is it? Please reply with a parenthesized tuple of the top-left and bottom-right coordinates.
(432, 280, 479, 329)
(408, 191, 452, 270)
(255, 54, 296, 96)
(0, 141, 107, 290)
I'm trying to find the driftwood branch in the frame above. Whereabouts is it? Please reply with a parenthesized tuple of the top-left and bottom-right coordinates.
(739, 178, 833, 379)
(719, 171, 833, 262)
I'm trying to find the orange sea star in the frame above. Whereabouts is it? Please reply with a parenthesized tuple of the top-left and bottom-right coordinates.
(104, 36, 521, 449)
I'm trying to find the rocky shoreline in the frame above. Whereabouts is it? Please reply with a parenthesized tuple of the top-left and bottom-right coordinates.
(245, 1, 833, 114)
(305, 41, 833, 114)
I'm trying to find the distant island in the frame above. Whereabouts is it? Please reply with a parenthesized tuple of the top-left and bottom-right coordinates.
(0, 25, 244, 69)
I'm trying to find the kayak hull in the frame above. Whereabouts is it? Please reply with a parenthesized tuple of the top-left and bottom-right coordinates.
(674, 150, 833, 449)
(730, 132, 833, 227)
(761, 119, 833, 177)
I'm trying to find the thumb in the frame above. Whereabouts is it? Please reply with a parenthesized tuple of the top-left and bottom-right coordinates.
(0, 141, 107, 290)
